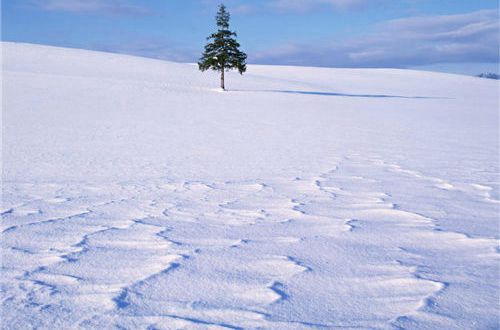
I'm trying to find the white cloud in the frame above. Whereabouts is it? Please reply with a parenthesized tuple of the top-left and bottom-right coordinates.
(200, 0, 375, 15)
(94, 39, 199, 63)
(252, 9, 499, 68)
(30, 0, 150, 15)
(270, 0, 370, 12)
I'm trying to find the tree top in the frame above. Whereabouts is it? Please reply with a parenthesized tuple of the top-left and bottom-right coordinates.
(216, 4, 230, 30)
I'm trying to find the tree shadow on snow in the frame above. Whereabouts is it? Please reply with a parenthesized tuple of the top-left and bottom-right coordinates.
(231, 89, 450, 99)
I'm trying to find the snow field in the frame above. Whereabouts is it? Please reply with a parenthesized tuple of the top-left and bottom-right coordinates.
(1, 42, 499, 329)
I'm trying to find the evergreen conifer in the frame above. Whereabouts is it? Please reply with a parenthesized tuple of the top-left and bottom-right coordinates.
(198, 4, 247, 90)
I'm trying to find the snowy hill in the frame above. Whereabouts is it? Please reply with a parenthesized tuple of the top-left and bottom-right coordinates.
(2, 42, 499, 329)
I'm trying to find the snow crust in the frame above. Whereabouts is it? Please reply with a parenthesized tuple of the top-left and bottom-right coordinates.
(2, 42, 499, 329)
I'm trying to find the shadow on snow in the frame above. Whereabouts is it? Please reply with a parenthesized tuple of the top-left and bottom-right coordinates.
(229, 89, 450, 99)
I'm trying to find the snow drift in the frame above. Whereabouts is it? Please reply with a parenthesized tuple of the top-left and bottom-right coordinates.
(1, 42, 499, 329)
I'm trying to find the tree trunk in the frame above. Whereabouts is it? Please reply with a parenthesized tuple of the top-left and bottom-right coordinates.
(220, 69, 225, 90)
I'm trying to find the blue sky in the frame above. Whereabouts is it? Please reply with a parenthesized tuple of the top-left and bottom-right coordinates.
(2, 0, 499, 74)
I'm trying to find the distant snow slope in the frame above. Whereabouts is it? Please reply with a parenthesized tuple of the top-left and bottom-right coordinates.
(2, 42, 499, 329)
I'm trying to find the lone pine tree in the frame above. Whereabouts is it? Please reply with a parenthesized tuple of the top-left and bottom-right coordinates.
(198, 4, 247, 90)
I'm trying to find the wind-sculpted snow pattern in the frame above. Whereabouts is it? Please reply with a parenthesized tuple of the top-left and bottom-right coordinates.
(2, 43, 499, 329)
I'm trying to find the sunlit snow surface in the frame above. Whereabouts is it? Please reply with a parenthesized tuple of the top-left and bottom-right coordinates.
(2, 42, 499, 329)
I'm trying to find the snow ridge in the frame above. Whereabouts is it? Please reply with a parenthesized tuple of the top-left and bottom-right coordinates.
(3, 156, 498, 328)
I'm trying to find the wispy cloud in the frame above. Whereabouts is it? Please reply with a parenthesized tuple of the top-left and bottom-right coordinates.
(29, 0, 150, 16)
(252, 9, 499, 67)
(200, 0, 376, 15)
(94, 39, 199, 63)
(270, 0, 372, 13)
